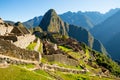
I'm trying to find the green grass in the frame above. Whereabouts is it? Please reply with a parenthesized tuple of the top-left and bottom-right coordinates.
(18, 64, 35, 69)
(50, 61, 82, 69)
(58, 46, 72, 52)
(0, 65, 51, 80)
(38, 42, 43, 53)
(55, 71, 113, 80)
(59, 46, 80, 59)
(26, 42, 37, 50)
(35, 70, 53, 79)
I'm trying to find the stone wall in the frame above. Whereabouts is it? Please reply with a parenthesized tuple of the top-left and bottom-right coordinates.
(43, 54, 79, 66)
(0, 24, 13, 35)
(0, 36, 17, 42)
(13, 34, 36, 48)
(0, 54, 38, 65)
(39, 64, 86, 74)
(0, 39, 39, 61)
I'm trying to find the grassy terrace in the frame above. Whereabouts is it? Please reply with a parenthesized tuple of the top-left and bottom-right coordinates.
(26, 42, 37, 50)
(0, 65, 52, 80)
(47, 71, 113, 80)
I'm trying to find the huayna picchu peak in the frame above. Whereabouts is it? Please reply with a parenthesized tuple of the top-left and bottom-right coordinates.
(0, 7, 120, 80)
(39, 9, 69, 35)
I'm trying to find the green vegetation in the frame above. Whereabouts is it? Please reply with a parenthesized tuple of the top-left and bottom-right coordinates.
(38, 42, 43, 53)
(18, 64, 35, 69)
(94, 52, 120, 77)
(26, 42, 37, 50)
(59, 45, 81, 60)
(53, 71, 113, 80)
(35, 70, 53, 79)
(0, 65, 51, 80)
(58, 45, 72, 52)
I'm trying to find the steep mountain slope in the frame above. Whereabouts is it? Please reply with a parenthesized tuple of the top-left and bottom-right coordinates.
(105, 32, 120, 60)
(39, 9, 69, 35)
(91, 10, 120, 60)
(38, 9, 107, 54)
(68, 25, 107, 54)
(91, 10, 120, 44)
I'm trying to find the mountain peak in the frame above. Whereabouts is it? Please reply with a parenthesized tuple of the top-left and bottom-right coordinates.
(39, 9, 69, 35)
(45, 9, 57, 17)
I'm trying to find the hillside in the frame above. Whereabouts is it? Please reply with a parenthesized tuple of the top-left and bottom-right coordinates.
(90, 10, 120, 60)
(105, 32, 120, 60)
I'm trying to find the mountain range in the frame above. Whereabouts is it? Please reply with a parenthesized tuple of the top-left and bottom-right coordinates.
(23, 8, 120, 30)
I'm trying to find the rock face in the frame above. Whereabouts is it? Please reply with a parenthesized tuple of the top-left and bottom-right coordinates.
(68, 25, 94, 48)
(68, 25, 107, 54)
(39, 9, 69, 35)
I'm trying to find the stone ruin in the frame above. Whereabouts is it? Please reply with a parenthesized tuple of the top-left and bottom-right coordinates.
(0, 18, 36, 49)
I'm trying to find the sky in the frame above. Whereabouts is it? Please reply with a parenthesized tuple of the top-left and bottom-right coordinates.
(0, 0, 120, 22)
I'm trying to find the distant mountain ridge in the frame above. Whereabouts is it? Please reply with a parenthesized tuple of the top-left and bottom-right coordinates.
(23, 8, 120, 30)
(91, 9, 120, 60)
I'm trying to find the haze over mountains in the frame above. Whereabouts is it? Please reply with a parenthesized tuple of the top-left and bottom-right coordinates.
(91, 9, 120, 60)
(23, 8, 120, 30)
